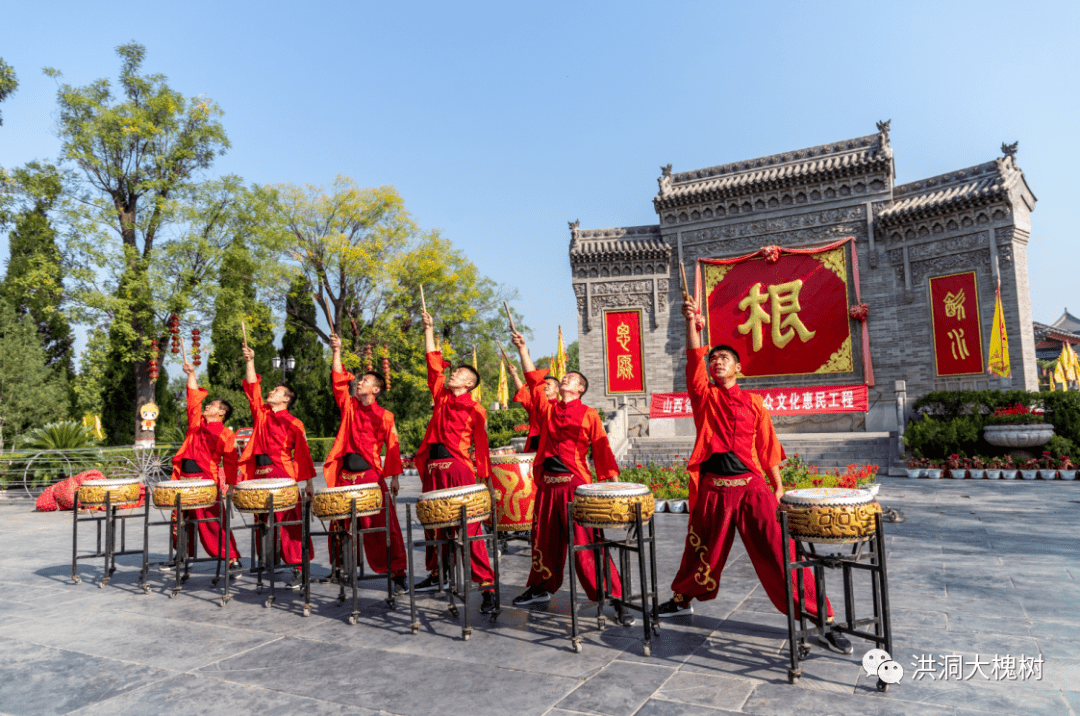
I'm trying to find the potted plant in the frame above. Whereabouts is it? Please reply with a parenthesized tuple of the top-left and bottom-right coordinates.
(971, 455, 987, 479)
(946, 454, 966, 479)
(1039, 451, 1056, 480)
(1001, 456, 1018, 479)
(983, 403, 1055, 448)
(1019, 457, 1039, 480)
(1058, 455, 1076, 481)
(905, 456, 924, 479)
(925, 459, 944, 479)
(986, 456, 1004, 480)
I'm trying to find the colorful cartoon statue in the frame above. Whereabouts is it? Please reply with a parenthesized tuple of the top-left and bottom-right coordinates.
(139, 402, 160, 433)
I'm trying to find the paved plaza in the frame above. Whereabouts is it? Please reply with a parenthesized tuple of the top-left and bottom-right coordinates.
(1, 476, 1078, 716)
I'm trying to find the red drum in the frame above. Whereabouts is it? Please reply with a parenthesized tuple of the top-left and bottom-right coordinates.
(489, 453, 537, 532)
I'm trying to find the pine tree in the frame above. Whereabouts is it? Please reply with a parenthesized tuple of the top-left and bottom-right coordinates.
(0, 299, 67, 448)
(280, 274, 334, 437)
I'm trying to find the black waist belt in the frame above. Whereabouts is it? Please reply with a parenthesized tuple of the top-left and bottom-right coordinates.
(428, 442, 452, 460)
(254, 454, 273, 467)
(527, 435, 540, 453)
(180, 458, 201, 474)
(343, 452, 372, 472)
(542, 455, 571, 474)
(700, 451, 751, 477)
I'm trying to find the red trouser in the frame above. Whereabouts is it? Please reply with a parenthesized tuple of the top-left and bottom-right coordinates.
(526, 473, 623, 601)
(170, 473, 240, 561)
(670, 473, 833, 620)
(254, 499, 313, 567)
(327, 470, 407, 576)
(421, 458, 494, 585)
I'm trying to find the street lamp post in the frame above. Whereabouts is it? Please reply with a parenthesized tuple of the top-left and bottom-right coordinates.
(272, 354, 296, 382)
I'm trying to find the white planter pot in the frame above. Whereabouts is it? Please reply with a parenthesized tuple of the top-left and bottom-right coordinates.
(985, 469, 1002, 479)
(1060, 470, 1077, 481)
(1020, 470, 1039, 480)
(1001, 470, 1018, 480)
(948, 469, 967, 479)
(925, 469, 942, 479)
(969, 469, 986, 479)
(668, 500, 688, 513)
(654, 500, 668, 513)
(983, 424, 1055, 448)
(906, 469, 922, 479)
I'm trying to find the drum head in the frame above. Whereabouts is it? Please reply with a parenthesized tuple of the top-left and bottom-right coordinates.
(235, 478, 295, 491)
(318, 484, 380, 495)
(575, 482, 650, 498)
(781, 487, 872, 506)
(419, 483, 488, 501)
(164, 479, 216, 488)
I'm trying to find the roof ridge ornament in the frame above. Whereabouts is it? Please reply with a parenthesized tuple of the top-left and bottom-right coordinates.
(876, 119, 891, 150)
(1001, 141, 1018, 158)
(657, 164, 674, 197)
(568, 219, 580, 236)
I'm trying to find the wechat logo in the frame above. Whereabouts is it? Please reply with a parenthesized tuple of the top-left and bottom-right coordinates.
(863, 648, 904, 687)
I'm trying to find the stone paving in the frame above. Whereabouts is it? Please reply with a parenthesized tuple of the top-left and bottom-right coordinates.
(0, 476, 1078, 716)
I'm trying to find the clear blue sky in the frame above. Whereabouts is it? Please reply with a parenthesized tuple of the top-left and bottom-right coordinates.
(2, 1, 1077, 364)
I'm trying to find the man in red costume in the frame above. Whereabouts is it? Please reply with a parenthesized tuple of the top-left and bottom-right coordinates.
(322, 332, 408, 592)
(656, 297, 851, 654)
(238, 345, 316, 589)
(166, 360, 241, 568)
(412, 310, 497, 614)
(508, 331, 631, 625)
(506, 361, 559, 452)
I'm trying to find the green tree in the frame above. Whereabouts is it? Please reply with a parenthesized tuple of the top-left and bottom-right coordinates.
(72, 326, 109, 420)
(1, 162, 74, 376)
(48, 42, 229, 443)
(0, 299, 67, 448)
(280, 274, 334, 437)
(566, 340, 579, 372)
(0, 57, 16, 126)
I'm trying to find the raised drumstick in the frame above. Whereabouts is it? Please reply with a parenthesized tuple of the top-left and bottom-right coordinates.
(503, 300, 517, 333)
(320, 295, 336, 332)
(240, 320, 249, 350)
(679, 261, 690, 302)
(179, 335, 189, 364)
(497, 342, 511, 365)
(420, 285, 427, 313)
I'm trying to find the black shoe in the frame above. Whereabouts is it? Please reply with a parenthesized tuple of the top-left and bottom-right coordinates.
(285, 569, 304, 590)
(611, 598, 636, 627)
(657, 598, 694, 618)
(414, 574, 448, 592)
(480, 590, 498, 614)
(319, 569, 344, 585)
(819, 631, 853, 655)
(512, 586, 551, 606)
(158, 560, 179, 572)
(393, 576, 408, 595)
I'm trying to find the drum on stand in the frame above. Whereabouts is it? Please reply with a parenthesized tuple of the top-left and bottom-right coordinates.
(489, 453, 537, 532)
(77, 477, 143, 509)
(232, 478, 299, 514)
(573, 482, 655, 530)
(415, 484, 491, 530)
(152, 479, 218, 510)
(778, 487, 881, 544)
(312, 483, 383, 520)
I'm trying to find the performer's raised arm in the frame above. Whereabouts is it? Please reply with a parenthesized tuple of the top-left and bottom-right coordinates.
(330, 331, 344, 374)
(684, 297, 702, 350)
(510, 329, 537, 374)
(422, 309, 437, 354)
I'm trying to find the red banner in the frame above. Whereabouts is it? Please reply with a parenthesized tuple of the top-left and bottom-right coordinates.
(649, 384, 869, 418)
(929, 271, 984, 376)
(702, 245, 853, 378)
(603, 309, 645, 394)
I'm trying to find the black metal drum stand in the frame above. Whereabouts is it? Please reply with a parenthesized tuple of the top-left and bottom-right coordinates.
(71, 492, 147, 588)
(302, 497, 396, 623)
(138, 492, 229, 598)
(405, 502, 501, 640)
(780, 511, 893, 689)
(567, 501, 659, 656)
(222, 493, 307, 610)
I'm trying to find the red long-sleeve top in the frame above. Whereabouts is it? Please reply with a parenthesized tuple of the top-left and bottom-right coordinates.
(170, 386, 238, 487)
(323, 369, 404, 488)
(414, 351, 491, 480)
(529, 375, 618, 484)
(685, 346, 784, 508)
(513, 367, 550, 441)
(237, 375, 316, 483)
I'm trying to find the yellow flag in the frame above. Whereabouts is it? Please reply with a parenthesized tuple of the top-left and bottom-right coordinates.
(1068, 343, 1080, 383)
(1054, 356, 1068, 389)
(552, 325, 568, 380)
(471, 347, 482, 404)
(1060, 345, 1077, 383)
(986, 285, 1010, 377)
(1049, 368, 1057, 392)
(497, 358, 509, 407)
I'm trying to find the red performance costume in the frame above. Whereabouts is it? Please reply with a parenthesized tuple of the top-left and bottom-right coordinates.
(323, 369, 407, 576)
(513, 368, 549, 452)
(525, 373, 623, 601)
(413, 351, 494, 586)
(669, 346, 832, 620)
(238, 375, 315, 566)
(169, 386, 240, 561)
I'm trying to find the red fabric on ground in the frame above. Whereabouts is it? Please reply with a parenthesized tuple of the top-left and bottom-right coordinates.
(53, 470, 106, 510)
(35, 484, 58, 511)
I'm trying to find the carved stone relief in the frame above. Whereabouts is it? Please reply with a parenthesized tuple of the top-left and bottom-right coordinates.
(663, 178, 885, 225)
(590, 293, 654, 316)
(683, 224, 864, 262)
(680, 207, 865, 245)
(591, 280, 653, 295)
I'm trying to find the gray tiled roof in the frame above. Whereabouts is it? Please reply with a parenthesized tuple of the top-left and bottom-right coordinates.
(568, 224, 669, 262)
(653, 133, 892, 210)
(877, 158, 1022, 225)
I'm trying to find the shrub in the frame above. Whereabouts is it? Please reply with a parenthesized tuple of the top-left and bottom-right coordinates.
(19, 422, 99, 450)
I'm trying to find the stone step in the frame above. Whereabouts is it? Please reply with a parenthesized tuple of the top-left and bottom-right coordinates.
(622, 431, 893, 469)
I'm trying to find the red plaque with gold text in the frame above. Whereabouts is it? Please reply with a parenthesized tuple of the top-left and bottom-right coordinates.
(603, 309, 645, 394)
(929, 271, 984, 376)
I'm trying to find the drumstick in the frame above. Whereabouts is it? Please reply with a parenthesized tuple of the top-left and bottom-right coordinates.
(240, 320, 249, 350)
(497, 342, 511, 365)
(679, 261, 690, 302)
(419, 285, 427, 313)
(503, 300, 517, 333)
(320, 294, 335, 331)
(179, 335, 189, 364)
